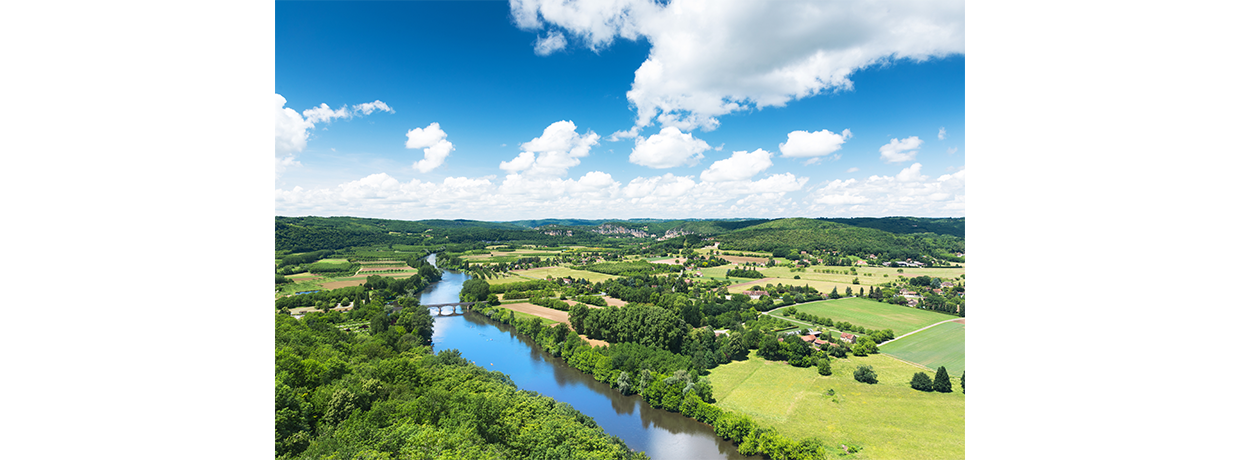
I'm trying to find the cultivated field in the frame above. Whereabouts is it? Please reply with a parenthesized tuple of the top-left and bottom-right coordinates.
(773, 298, 958, 336)
(505, 266, 620, 283)
(710, 356, 964, 460)
(501, 302, 570, 323)
(881, 321, 965, 375)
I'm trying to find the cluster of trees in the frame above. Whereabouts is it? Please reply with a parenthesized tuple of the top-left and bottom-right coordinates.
(276, 286, 367, 311)
(725, 268, 765, 278)
(275, 311, 645, 459)
(578, 260, 678, 276)
(569, 304, 690, 354)
(910, 366, 956, 393)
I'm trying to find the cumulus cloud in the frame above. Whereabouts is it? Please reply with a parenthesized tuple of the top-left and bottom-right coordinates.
(275, 94, 314, 179)
(779, 128, 852, 157)
(629, 126, 710, 168)
(938, 127, 947, 140)
(303, 99, 397, 124)
(500, 120, 599, 177)
(879, 136, 923, 163)
(276, 168, 812, 220)
(275, 94, 396, 178)
(511, 0, 964, 131)
(534, 31, 568, 55)
(302, 103, 352, 124)
(353, 100, 395, 115)
(700, 149, 773, 182)
(807, 166, 965, 216)
(405, 122, 455, 173)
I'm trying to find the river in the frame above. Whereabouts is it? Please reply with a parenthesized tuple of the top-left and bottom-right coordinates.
(419, 254, 753, 460)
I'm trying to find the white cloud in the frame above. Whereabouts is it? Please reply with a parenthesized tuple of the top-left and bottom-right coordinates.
(512, 0, 964, 131)
(606, 125, 642, 141)
(534, 31, 568, 55)
(846, 167, 860, 173)
(275, 94, 396, 178)
(779, 128, 852, 157)
(947, 146, 958, 155)
(629, 126, 710, 168)
(938, 127, 947, 140)
(804, 158, 822, 166)
(405, 122, 455, 173)
(879, 136, 923, 163)
(501, 120, 599, 177)
(700, 149, 773, 182)
(806, 167, 965, 216)
(405, 122, 448, 149)
(353, 100, 395, 115)
(275, 94, 312, 157)
(302, 103, 352, 124)
(275, 94, 314, 179)
(277, 168, 813, 220)
(895, 163, 927, 182)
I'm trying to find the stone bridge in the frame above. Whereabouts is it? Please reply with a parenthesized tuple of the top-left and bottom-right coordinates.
(392, 301, 481, 316)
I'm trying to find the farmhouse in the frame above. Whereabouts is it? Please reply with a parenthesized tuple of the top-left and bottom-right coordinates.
(840, 332, 857, 344)
(741, 290, 768, 300)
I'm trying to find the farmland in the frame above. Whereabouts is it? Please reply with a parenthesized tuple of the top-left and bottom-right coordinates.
(710, 356, 964, 460)
(881, 321, 966, 375)
(772, 297, 959, 336)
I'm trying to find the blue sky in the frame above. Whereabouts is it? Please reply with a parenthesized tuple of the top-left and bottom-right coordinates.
(275, 0, 965, 220)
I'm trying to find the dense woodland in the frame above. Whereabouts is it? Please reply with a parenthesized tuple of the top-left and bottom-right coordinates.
(275, 280, 645, 459)
(277, 216, 965, 265)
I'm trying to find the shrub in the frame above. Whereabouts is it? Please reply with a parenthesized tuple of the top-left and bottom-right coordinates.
(910, 372, 933, 391)
(853, 365, 877, 384)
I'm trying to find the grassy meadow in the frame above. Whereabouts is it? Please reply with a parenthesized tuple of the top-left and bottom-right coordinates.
(709, 355, 964, 460)
(880, 321, 966, 375)
(773, 298, 958, 336)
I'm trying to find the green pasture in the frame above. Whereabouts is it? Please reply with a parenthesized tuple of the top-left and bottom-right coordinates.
(276, 280, 327, 297)
(709, 356, 963, 460)
(881, 321, 965, 375)
(774, 298, 957, 336)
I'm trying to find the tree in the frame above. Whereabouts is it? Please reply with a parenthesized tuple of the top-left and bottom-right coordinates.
(396, 306, 434, 345)
(816, 357, 831, 376)
(933, 366, 952, 393)
(910, 372, 933, 391)
(828, 287, 841, 299)
(853, 364, 877, 384)
(961, 371, 965, 394)
(460, 278, 491, 302)
(852, 337, 878, 356)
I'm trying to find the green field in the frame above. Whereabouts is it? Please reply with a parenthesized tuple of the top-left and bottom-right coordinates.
(709, 356, 963, 460)
(880, 321, 965, 375)
(774, 297, 958, 336)
(496, 266, 620, 284)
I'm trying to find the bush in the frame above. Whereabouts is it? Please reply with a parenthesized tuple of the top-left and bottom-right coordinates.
(853, 365, 877, 384)
(910, 372, 933, 391)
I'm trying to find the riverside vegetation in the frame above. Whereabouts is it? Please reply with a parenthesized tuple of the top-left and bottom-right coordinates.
(276, 216, 965, 459)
